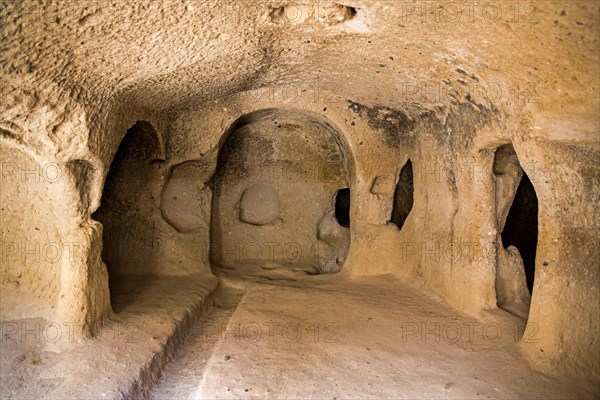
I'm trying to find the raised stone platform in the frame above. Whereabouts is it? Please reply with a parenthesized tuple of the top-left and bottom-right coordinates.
(0, 275, 218, 399)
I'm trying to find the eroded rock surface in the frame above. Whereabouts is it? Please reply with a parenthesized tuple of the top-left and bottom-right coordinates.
(238, 182, 280, 226)
(161, 161, 212, 233)
(316, 206, 350, 273)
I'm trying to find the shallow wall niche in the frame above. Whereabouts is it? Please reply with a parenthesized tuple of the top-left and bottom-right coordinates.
(390, 159, 414, 230)
(210, 109, 352, 277)
(92, 121, 165, 309)
(493, 144, 537, 319)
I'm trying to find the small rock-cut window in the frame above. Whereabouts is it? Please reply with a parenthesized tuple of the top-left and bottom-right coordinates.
(335, 188, 350, 228)
(390, 159, 414, 230)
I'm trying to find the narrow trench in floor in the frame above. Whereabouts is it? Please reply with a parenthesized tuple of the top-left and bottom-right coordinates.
(149, 283, 245, 400)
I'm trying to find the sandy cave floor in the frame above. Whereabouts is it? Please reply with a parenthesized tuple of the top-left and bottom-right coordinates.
(0, 272, 596, 399)
(149, 273, 595, 400)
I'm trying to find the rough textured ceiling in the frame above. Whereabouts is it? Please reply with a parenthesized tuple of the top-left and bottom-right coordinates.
(2, 1, 598, 127)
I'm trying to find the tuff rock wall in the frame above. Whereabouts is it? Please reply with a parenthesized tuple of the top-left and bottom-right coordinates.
(1, 0, 598, 387)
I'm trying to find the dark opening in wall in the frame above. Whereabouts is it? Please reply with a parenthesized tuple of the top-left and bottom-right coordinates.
(390, 159, 414, 230)
(335, 5, 358, 20)
(335, 188, 350, 228)
(92, 121, 162, 312)
(501, 173, 538, 293)
(270, 3, 357, 25)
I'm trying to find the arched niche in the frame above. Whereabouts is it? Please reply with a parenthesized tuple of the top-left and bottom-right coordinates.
(210, 109, 354, 278)
(493, 144, 538, 320)
(92, 121, 165, 312)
